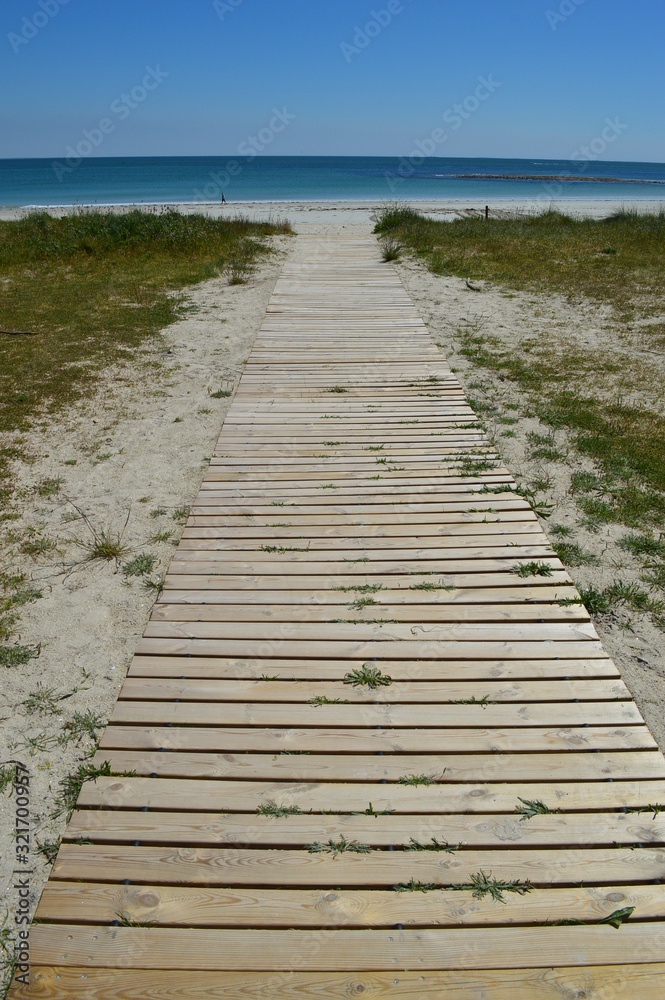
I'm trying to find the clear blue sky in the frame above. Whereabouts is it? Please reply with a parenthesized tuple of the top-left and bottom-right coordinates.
(2, 0, 664, 162)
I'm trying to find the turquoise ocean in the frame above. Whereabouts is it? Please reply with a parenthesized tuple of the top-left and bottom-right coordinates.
(1, 156, 665, 208)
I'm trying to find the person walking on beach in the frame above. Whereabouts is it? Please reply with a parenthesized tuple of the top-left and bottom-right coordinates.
(221, 192, 226, 205)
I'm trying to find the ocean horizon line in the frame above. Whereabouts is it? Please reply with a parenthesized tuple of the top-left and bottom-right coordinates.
(3, 154, 665, 209)
(3, 153, 665, 166)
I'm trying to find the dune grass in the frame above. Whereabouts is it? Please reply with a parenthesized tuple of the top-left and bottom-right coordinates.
(375, 205, 665, 535)
(374, 203, 665, 319)
(0, 208, 291, 504)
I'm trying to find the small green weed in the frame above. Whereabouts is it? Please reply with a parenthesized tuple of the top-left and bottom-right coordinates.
(515, 798, 562, 821)
(0, 643, 40, 668)
(257, 801, 302, 817)
(394, 879, 437, 893)
(37, 477, 64, 497)
(149, 530, 173, 543)
(306, 837, 371, 857)
(404, 837, 459, 852)
(20, 535, 55, 557)
(625, 804, 665, 819)
(0, 764, 19, 795)
(511, 561, 554, 578)
(53, 760, 112, 819)
(343, 665, 392, 689)
(398, 774, 436, 786)
(448, 870, 533, 903)
(452, 694, 493, 707)
(551, 906, 634, 929)
(123, 553, 157, 578)
(308, 696, 351, 706)
(553, 542, 599, 567)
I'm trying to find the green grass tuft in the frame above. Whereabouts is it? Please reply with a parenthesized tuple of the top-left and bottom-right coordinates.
(257, 801, 302, 817)
(0, 209, 291, 499)
(393, 879, 438, 893)
(305, 837, 371, 857)
(448, 870, 533, 903)
(515, 798, 562, 821)
(404, 837, 459, 852)
(511, 561, 554, 578)
(397, 773, 436, 786)
(343, 665, 392, 689)
(123, 553, 157, 578)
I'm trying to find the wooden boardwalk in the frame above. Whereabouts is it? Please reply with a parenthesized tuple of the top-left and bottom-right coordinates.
(13, 235, 665, 997)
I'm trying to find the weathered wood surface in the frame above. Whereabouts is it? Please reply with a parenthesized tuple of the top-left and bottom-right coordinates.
(12, 234, 665, 996)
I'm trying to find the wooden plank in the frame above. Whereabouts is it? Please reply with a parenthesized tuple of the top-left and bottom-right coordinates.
(134, 639, 610, 662)
(140, 621, 597, 643)
(12, 965, 665, 998)
(76, 777, 665, 813)
(127, 654, 620, 679)
(64, 808, 665, 848)
(109, 700, 642, 727)
(180, 521, 541, 538)
(116, 677, 629, 703)
(163, 571, 575, 590)
(165, 559, 563, 579)
(25, 923, 665, 970)
(100, 724, 657, 753)
(36, 881, 665, 927)
(145, 605, 592, 625)
(91, 749, 665, 781)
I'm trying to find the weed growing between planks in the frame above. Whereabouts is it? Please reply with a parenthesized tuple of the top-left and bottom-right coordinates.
(257, 802, 302, 817)
(515, 798, 562, 820)
(404, 838, 460, 852)
(447, 870, 533, 903)
(306, 837, 371, 857)
(343, 665, 392, 688)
